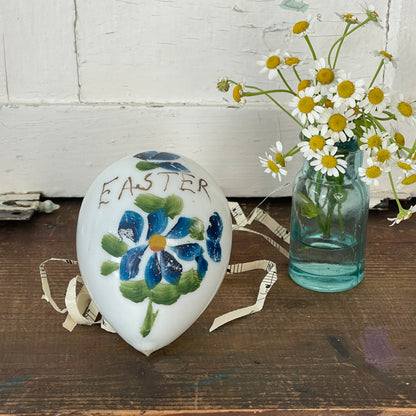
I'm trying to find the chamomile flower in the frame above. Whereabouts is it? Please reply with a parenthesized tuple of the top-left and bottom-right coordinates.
(259, 152, 287, 181)
(289, 86, 324, 124)
(364, 4, 383, 28)
(373, 140, 398, 167)
(298, 79, 312, 92)
(336, 13, 359, 24)
(282, 53, 303, 69)
(401, 173, 416, 186)
(232, 82, 246, 105)
(373, 50, 398, 68)
(310, 58, 343, 94)
(388, 205, 416, 226)
(329, 75, 366, 108)
(291, 16, 313, 38)
(310, 145, 348, 177)
(298, 125, 334, 160)
(269, 140, 292, 166)
(358, 127, 389, 152)
(397, 157, 416, 174)
(257, 49, 283, 80)
(358, 157, 385, 186)
(360, 84, 390, 115)
(391, 94, 416, 125)
(319, 105, 356, 142)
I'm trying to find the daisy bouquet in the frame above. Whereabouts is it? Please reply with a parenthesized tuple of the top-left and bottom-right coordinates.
(217, 6, 416, 226)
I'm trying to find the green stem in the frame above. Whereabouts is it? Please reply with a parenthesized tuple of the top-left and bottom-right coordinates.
(277, 69, 296, 94)
(243, 88, 295, 97)
(304, 35, 317, 60)
(293, 66, 302, 82)
(330, 23, 351, 68)
(388, 171, 404, 212)
(368, 60, 384, 89)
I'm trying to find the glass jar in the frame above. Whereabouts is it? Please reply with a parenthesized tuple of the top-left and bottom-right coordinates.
(288, 140, 370, 292)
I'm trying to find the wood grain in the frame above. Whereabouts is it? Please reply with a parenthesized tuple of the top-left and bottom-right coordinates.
(1, 198, 416, 415)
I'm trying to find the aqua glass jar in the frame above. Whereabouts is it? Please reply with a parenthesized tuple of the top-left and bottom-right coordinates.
(288, 140, 370, 292)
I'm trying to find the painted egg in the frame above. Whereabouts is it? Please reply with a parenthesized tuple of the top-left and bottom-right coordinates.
(76, 151, 232, 355)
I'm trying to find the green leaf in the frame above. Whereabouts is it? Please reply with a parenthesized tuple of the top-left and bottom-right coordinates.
(101, 260, 120, 276)
(136, 161, 159, 171)
(101, 234, 128, 257)
(135, 194, 166, 213)
(164, 194, 184, 219)
(140, 301, 159, 338)
(119, 280, 150, 303)
(149, 283, 180, 305)
(188, 217, 204, 240)
(178, 269, 202, 295)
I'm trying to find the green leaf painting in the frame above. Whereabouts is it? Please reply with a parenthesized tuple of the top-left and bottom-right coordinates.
(101, 234, 128, 257)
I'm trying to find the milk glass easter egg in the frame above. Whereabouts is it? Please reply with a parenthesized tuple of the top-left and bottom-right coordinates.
(76, 151, 232, 355)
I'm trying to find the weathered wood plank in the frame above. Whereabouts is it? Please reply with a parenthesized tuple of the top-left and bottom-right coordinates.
(1, 198, 415, 414)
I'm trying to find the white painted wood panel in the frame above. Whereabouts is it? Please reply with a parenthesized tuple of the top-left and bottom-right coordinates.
(0, 0, 415, 200)
(0, 0, 78, 103)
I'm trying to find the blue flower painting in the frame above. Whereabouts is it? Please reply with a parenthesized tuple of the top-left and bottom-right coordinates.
(100, 193, 223, 337)
(134, 151, 190, 172)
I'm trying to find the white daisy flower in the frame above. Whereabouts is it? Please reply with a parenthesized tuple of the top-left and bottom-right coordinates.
(232, 82, 246, 105)
(372, 50, 398, 68)
(336, 13, 359, 24)
(391, 94, 416, 125)
(330, 76, 366, 108)
(291, 16, 313, 38)
(358, 127, 389, 153)
(360, 84, 390, 115)
(400, 173, 416, 186)
(257, 49, 283, 80)
(299, 125, 334, 160)
(310, 145, 348, 177)
(388, 205, 416, 226)
(373, 140, 398, 168)
(289, 86, 324, 124)
(397, 158, 416, 175)
(310, 58, 344, 95)
(319, 105, 356, 142)
(364, 4, 383, 28)
(282, 53, 303, 69)
(259, 152, 288, 181)
(269, 140, 292, 165)
(358, 157, 385, 186)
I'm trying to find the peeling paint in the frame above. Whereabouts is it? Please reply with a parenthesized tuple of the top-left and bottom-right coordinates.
(280, 0, 309, 12)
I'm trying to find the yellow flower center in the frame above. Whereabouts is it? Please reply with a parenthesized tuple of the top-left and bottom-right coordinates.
(298, 79, 311, 91)
(328, 114, 346, 132)
(402, 174, 416, 185)
(233, 85, 243, 102)
(317, 68, 335, 85)
(380, 50, 392, 60)
(266, 55, 280, 69)
(394, 132, 405, 146)
(285, 56, 300, 66)
(366, 166, 382, 178)
(398, 101, 413, 117)
(293, 21, 309, 34)
(267, 160, 280, 173)
(298, 96, 315, 114)
(324, 99, 334, 108)
(376, 149, 391, 163)
(321, 155, 338, 169)
(367, 134, 382, 149)
(148, 234, 166, 252)
(368, 87, 384, 105)
(275, 152, 285, 167)
(309, 135, 326, 152)
(397, 161, 412, 171)
(337, 80, 355, 98)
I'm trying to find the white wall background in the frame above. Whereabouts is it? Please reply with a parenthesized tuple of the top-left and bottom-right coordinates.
(0, 0, 415, 199)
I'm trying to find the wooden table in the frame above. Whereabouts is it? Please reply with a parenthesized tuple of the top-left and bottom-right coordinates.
(1, 198, 416, 416)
